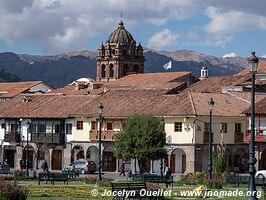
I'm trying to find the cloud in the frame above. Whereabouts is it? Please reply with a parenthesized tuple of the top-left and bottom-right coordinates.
(0, 0, 198, 53)
(0, 0, 266, 53)
(204, 6, 266, 39)
(261, 54, 266, 58)
(223, 52, 237, 58)
(147, 29, 179, 50)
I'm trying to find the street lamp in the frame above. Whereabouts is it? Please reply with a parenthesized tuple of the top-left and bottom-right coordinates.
(208, 98, 214, 180)
(248, 51, 259, 200)
(97, 103, 104, 183)
(26, 121, 31, 177)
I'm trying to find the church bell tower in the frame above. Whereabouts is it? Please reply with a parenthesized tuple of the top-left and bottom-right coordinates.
(96, 21, 145, 81)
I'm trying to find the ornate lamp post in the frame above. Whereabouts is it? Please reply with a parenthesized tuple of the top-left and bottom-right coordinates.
(208, 98, 214, 180)
(248, 52, 259, 200)
(97, 103, 104, 183)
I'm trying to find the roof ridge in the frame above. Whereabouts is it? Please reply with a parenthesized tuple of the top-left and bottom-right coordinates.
(226, 92, 250, 104)
(188, 92, 197, 115)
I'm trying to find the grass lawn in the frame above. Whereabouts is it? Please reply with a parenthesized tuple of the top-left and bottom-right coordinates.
(25, 185, 264, 200)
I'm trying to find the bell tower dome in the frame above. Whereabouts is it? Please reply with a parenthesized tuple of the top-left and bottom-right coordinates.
(96, 21, 145, 81)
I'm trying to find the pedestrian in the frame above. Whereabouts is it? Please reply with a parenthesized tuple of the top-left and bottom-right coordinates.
(20, 159, 23, 170)
(119, 159, 125, 176)
(42, 160, 49, 173)
(164, 163, 171, 188)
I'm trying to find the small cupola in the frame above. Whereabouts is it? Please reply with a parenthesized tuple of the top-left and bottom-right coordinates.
(200, 66, 208, 79)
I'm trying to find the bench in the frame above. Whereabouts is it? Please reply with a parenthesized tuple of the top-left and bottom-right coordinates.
(224, 175, 249, 186)
(132, 173, 174, 188)
(39, 172, 68, 185)
(111, 182, 147, 199)
(62, 170, 78, 178)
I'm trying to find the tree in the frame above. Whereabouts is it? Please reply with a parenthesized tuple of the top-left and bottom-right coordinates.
(115, 115, 166, 173)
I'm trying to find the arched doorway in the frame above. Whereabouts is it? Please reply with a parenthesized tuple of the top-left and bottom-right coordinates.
(260, 149, 266, 170)
(234, 148, 248, 172)
(171, 148, 186, 173)
(23, 145, 35, 169)
(71, 145, 84, 162)
(225, 149, 234, 171)
(52, 146, 63, 170)
(103, 145, 116, 172)
(86, 146, 99, 165)
(37, 145, 50, 169)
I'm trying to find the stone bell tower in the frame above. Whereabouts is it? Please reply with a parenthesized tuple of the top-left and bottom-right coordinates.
(96, 21, 145, 81)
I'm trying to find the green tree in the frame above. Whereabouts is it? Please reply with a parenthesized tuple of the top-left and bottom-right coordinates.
(115, 115, 166, 173)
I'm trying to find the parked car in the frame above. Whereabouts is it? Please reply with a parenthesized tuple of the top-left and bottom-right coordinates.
(255, 170, 266, 179)
(63, 159, 97, 174)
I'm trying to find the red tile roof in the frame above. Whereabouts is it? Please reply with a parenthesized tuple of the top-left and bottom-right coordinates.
(73, 89, 252, 118)
(0, 94, 97, 119)
(104, 72, 193, 90)
(0, 81, 44, 98)
(184, 76, 250, 93)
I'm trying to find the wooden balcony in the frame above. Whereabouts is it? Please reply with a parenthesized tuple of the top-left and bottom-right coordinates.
(89, 130, 118, 141)
(234, 132, 244, 143)
(31, 133, 65, 144)
(245, 130, 266, 142)
(4, 132, 21, 143)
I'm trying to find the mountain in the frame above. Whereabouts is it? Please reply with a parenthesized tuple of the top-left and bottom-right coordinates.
(0, 49, 263, 87)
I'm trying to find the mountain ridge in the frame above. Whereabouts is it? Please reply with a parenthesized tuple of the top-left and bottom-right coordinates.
(0, 49, 263, 87)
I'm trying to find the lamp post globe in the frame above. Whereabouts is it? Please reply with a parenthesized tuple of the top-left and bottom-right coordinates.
(247, 52, 259, 200)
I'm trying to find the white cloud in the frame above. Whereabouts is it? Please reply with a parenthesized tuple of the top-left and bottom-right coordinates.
(223, 52, 237, 58)
(0, 0, 197, 53)
(147, 29, 179, 50)
(261, 54, 266, 58)
(204, 6, 266, 35)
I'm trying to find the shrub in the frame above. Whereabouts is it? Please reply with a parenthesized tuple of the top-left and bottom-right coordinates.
(214, 153, 226, 173)
(13, 170, 26, 180)
(180, 172, 207, 185)
(0, 180, 28, 200)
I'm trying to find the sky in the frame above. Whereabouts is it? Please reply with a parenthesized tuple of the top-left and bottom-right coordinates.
(0, 0, 266, 58)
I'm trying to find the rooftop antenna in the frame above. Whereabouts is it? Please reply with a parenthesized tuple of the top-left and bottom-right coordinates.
(120, 11, 123, 20)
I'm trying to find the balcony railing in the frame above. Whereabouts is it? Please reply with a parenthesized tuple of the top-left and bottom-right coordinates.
(89, 130, 119, 141)
(234, 132, 244, 143)
(31, 133, 65, 144)
(4, 132, 21, 143)
(245, 130, 266, 142)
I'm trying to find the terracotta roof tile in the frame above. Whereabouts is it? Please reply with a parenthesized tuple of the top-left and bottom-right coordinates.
(0, 94, 97, 119)
(185, 76, 250, 93)
(0, 81, 44, 98)
(104, 72, 193, 90)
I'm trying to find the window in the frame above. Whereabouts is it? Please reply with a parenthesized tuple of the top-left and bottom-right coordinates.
(204, 123, 210, 133)
(235, 123, 242, 133)
(77, 121, 83, 130)
(66, 124, 72, 135)
(107, 122, 113, 130)
(174, 122, 182, 132)
(1, 123, 5, 129)
(220, 123, 227, 133)
(91, 121, 97, 130)
(38, 121, 46, 133)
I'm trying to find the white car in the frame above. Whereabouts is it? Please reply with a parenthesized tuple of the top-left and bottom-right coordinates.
(255, 170, 266, 179)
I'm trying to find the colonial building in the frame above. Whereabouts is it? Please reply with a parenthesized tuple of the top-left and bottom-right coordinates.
(96, 21, 145, 82)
